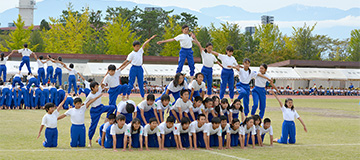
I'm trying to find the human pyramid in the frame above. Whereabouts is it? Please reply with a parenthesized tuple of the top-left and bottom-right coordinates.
(0, 24, 307, 151)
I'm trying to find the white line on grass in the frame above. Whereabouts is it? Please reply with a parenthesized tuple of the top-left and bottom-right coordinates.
(200, 149, 249, 160)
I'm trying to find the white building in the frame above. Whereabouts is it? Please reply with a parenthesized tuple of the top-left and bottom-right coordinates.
(17, 0, 36, 26)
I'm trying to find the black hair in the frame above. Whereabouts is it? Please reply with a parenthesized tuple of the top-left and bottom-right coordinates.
(0, 80, 3, 85)
(73, 97, 82, 104)
(252, 115, 262, 125)
(226, 45, 234, 52)
(180, 117, 191, 125)
(23, 43, 28, 48)
(58, 56, 62, 61)
(230, 118, 240, 130)
(149, 117, 158, 124)
(260, 63, 268, 70)
(202, 97, 213, 106)
(240, 117, 253, 127)
(116, 114, 126, 122)
(194, 96, 202, 102)
(132, 41, 141, 46)
(214, 105, 221, 114)
(125, 102, 135, 113)
(173, 73, 184, 87)
(160, 94, 170, 102)
(263, 118, 271, 124)
(0, 52, 4, 61)
(220, 98, 230, 110)
(146, 94, 155, 101)
(120, 77, 128, 85)
(220, 115, 227, 121)
(211, 95, 220, 104)
(182, 24, 189, 29)
(166, 116, 175, 123)
(243, 58, 251, 75)
(284, 98, 294, 111)
(204, 42, 213, 53)
(194, 72, 204, 79)
(88, 78, 93, 83)
(197, 114, 206, 120)
(180, 89, 189, 96)
(131, 118, 141, 134)
(39, 55, 43, 60)
(69, 63, 74, 69)
(72, 93, 76, 97)
(211, 117, 221, 124)
(108, 113, 116, 120)
(229, 99, 243, 113)
(44, 102, 55, 112)
(90, 81, 99, 91)
(108, 64, 116, 71)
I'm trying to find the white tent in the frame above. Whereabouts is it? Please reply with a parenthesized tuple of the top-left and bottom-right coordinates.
(142, 64, 176, 78)
(86, 62, 132, 76)
(267, 67, 301, 80)
(294, 68, 348, 80)
(339, 69, 360, 81)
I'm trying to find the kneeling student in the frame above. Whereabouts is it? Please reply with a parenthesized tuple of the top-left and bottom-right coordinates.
(174, 117, 192, 150)
(204, 117, 223, 150)
(110, 115, 127, 152)
(123, 118, 144, 151)
(144, 117, 162, 150)
(159, 116, 176, 149)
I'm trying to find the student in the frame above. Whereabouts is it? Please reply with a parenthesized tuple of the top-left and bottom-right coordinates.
(123, 118, 144, 151)
(219, 115, 231, 148)
(159, 116, 176, 149)
(213, 98, 229, 122)
(210, 96, 221, 119)
(204, 117, 223, 150)
(26, 73, 40, 90)
(188, 96, 204, 121)
(189, 72, 206, 100)
(156, 73, 188, 105)
(0, 52, 14, 81)
(143, 117, 162, 150)
(12, 73, 24, 90)
(120, 35, 156, 99)
(33, 86, 45, 109)
(64, 63, 81, 95)
(63, 93, 75, 110)
(136, 94, 159, 126)
(49, 83, 57, 104)
(98, 114, 116, 148)
(170, 89, 192, 122)
(12, 87, 20, 109)
(85, 80, 116, 147)
(228, 118, 241, 147)
(33, 53, 47, 85)
(52, 57, 65, 86)
(259, 118, 273, 146)
(56, 86, 66, 106)
(157, 25, 196, 78)
(37, 95, 67, 147)
(272, 92, 307, 144)
(248, 115, 262, 146)
(1, 84, 11, 109)
(46, 55, 55, 84)
(156, 94, 171, 123)
(11, 43, 33, 74)
(101, 64, 127, 106)
(211, 46, 238, 101)
(108, 115, 127, 152)
(78, 74, 92, 97)
(239, 117, 256, 149)
(251, 64, 278, 119)
(174, 117, 192, 150)
(42, 84, 50, 104)
(231, 59, 272, 116)
(202, 97, 213, 122)
(190, 113, 207, 149)
(228, 99, 245, 123)
(18, 85, 29, 109)
(116, 100, 137, 123)
(193, 41, 222, 97)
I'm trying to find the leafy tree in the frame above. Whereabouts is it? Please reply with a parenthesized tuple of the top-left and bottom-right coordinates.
(40, 19, 50, 30)
(159, 16, 182, 56)
(254, 24, 283, 55)
(348, 29, 360, 61)
(29, 30, 44, 52)
(179, 12, 198, 31)
(292, 23, 320, 60)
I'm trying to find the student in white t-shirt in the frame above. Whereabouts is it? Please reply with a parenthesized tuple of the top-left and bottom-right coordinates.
(143, 117, 162, 150)
(123, 118, 144, 151)
(156, 94, 172, 123)
(45, 55, 55, 84)
(119, 35, 156, 100)
(50, 56, 65, 86)
(0, 51, 14, 81)
(106, 115, 127, 152)
(12, 43, 34, 74)
(239, 117, 256, 149)
(157, 25, 196, 78)
(97, 114, 116, 148)
(174, 117, 192, 150)
(156, 73, 188, 105)
(136, 94, 159, 126)
(228, 99, 245, 123)
(272, 92, 307, 144)
(63, 63, 81, 95)
(159, 116, 176, 149)
(189, 113, 207, 149)
(188, 96, 204, 121)
(189, 72, 206, 100)
(170, 89, 192, 122)
(33, 53, 48, 85)
(101, 64, 127, 106)
(37, 95, 67, 147)
(78, 74, 93, 97)
(204, 117, 223, 150)
(116, 100, 137, 123)
(259, 118, 274, 146)
(228, 118, 241, 148)
(248, 115, 263, 146)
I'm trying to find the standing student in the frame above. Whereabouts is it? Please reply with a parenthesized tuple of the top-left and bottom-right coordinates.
(116, 100, 137, 123)
(98, 114, 116, 148)
(157, 25, 196, 78)
(109, 115, 127, 152)
(170, 89, 192, 123)
(211, 46, 238, 101)
(251, 64, 279, 119)
(1, 84, 12, 109)
(272, 91, 307, 144)
(11, 43, 33, 74)
(46, 55, 55, 84)
(33, 86, 45, 109)
(0, 52, 14, 81)
(143, 117, 162, 150)
(78, 74, 92, 97)
(174, 117, 192, 150)
(123, 118, 144, 151)
(41, 84, 49, 104)
(204, 117, 223, 150)
(159, 116, 176, 149)
(156, 94, 171, 123)
(63, 63, 81, 95)
(259, 118, 274, 146)
(33, 53, 47, 85)
(85, 80, 116, 147)
(189, 114, 207, 149)
(49, 83, 57, 104)
(37, 95, 67, 147)
(18, 85, 29, 109)
(239, 117, 256, 149)
(56, 86, 65, 106)
(193, 41, 222, 97)
(136, 94, 159, 126)
(119, 35, 156, 99)
(189, 72, 206, 100)
(101, 64, 127, 106)
(228, 99, 245, 123)
(12, 87, 20, 109)
(52, 57, 65, 86)
(156, 73, 188, 105)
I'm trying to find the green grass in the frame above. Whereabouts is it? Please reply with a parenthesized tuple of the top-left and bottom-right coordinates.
(0, 97, 359, 160)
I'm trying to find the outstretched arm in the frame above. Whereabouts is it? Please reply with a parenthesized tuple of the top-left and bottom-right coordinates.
(298, 117, 307, 132)
(142, 35, 157, 49)
(78, 73, 85, 81)
(57, 93, 68, 111)
(157, 38, 175, 45)
(211, 51, 220, 57)
(270, 91, 282, 107)
(33, 53, 38, 60)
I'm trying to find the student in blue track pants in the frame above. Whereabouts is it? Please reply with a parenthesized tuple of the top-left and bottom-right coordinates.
(1, 85, 12, 109)
(63, 63, 81, 95)
(33, 53, 47, 85)
(78, 74, 92, 97)
(27, 73, 40, 90)
(123, 118, 144, 150)
(12, 74, 24, 89)
(0, 52, 14, 81)
(56, 87, 66, 106)
(63, 94, 74, 110)
(52, 57, 65, 86)
(46, 55, 55, 84)
(12, 44, 33, 74)
(101, 64, 127, 106)
(97, 114, 116, 148)
(173, 117, 192, 150)
(155, 73, 188, 105)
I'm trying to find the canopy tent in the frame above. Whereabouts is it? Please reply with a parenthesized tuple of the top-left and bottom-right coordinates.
(339, 69, 360, 81)
(294, 68, 348, 80)
(86, 63, 132, 76)
(266, 67, 302, 80)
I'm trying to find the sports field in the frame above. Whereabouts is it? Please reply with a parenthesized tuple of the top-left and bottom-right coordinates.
(0, 96, 359, 160)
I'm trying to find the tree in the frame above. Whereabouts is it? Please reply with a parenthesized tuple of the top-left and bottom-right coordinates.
(292, 23, 320, 60)
(40, 19, 50, 30)
(159, 16, 182, 56)
(105, 6, 140, 30)
(179, 12, 198, 31)
(89, 10, 105, 31)
(193, 27, 212, 57)
(254, 24, 283, 56)
(29, 30, 44, 52)
(348, 29, 360, 61)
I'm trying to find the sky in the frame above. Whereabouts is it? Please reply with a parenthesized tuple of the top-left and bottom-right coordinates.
(1, 0, 359, 13)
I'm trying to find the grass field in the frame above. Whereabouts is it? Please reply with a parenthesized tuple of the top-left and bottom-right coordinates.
(0, 96, 359, 160)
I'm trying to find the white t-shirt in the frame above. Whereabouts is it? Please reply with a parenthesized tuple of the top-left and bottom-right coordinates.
(218, 54, 238, 69)
(173, 123, 191, 136)
(239, 125, 256, 135)
(255, 73, 270, 87)
(102, 70, 121, 88)
(69, 68, 78, 75)
(281, 106, 300, 121)
(190, 104, 204, 115)
(102, 122, 111, 132)
(138, 100, 156, 112)
(18, 48, 32, 57)
(126, 48, 144, 66)
(110, 124, 127, 135)
(221, 124, 231, 134)
(172, 98, 192, 113)
(84, 81, 90, 89)
(190, 121, 206, 133)
(259, 124, 273, 136)
(143, 124, 161, 136)
(156, 100, 171, 111)
(174, 34, 193, 48)
(0, 57, 9, 65)
(46, 60, 54, 67)
(55, 62, 63, 68)
(37, 59, 46, 68)
(84, 86, 103, 108)
(64, 105, 86, 124)
(229, 108, 243, 114)
(125, 123, 144, 136)
(167, 81, 188, 93)
(41, 110, 59, 128)
(117, 100, 137, 114)
(189, 80, 206, 92)
(204, 123, 222, 136)
(158, 122, 175, 135)
(229, 126, 241, 135)
(238, 68, 257, 84)
(201, 51, 217, 68)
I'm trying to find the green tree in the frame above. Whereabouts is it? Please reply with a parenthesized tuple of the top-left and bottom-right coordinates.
(89, 10, 105, 32)
(179, 12, 198, 31)
(254, 24, 283, 56)
(29, 30, 44, 52)
(105, 6, 140, 30)
(192, 27, 212, 57)
(292, 23, 320, 60)
(40, 19, 50, 30)
(348, 29, 360, 61)
(159, 16, 182, 56)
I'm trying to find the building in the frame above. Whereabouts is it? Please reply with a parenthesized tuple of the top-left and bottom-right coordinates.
(261, 15, 274, 25)
(268, 60, 360, 69)
(17, 0, 36, 26)
(144, 7, 162, 12)
(245, 26, 255, 35)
